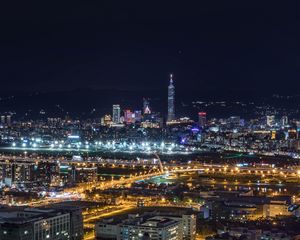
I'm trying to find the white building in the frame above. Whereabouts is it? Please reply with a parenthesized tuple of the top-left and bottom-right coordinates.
(33, 210, 70, 240)
(266, 115, 275, 127)
(113, 105, 121, 124)
(95, 212, 196, 240)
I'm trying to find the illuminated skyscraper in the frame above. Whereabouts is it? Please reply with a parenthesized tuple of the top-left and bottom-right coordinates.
(281, 116, 288, 127)
(134, 110, 142, 122)
(124, 109, 134, 124)
(167, 74, 175, 122)
(143, 98, 151, 114)
(266, 115, 275, 127)
(198, 112, 207, 128)
(112, 104, 121, 123)
(0, 116, 5, 125)
(6, 115, 11, 127)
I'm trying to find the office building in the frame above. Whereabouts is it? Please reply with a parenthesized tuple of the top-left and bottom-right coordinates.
(281, 116, 288, 127)
(143, 98, 151, 115)
(101, 115, 112, 126)
(0, 116, 5, 125)
(263, 201, 291, 218)
(167, 74, 175, 122)
(0, 162, 35, 186)
(74, 167, 97, 183)
(50, 204, 84, 240)
(6, 115, 11, 126)
(112, 105, 121, 124)
(0, 208, 75, 240)
(0, 115, 12, 126)
(198, 112, 207, 128)
(124, 110, 134, 124)
(142, 112, 163, 128)
(266, 115, 275, 127)
(95, 212, 196, 240)
(134, 110, 142, 122)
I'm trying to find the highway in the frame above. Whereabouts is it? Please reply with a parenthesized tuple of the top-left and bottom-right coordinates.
(2, 153, 300, 209)
(0, 154, 299, 176)
(65, 171, 165, 194)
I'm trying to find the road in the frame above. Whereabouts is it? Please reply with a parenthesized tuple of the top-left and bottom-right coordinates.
(65, 172, 165, 194)
(83, 203, 136, 240)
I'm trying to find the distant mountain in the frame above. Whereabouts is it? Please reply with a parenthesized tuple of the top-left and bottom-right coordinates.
(0, 89, 299, 120)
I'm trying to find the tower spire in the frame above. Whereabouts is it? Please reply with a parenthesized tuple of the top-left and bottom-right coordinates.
(167, 74, 175, 122)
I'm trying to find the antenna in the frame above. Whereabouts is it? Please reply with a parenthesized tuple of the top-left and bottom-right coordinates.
(170, 73, 173, 83)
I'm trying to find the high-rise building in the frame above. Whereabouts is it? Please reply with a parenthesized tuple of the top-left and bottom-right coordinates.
(143, 98, 151, 114)
(50, 205, 84, 240)
(266, 115, 275, 127)
(167, 74, 175, 122)
(124, 110, 134, 124)
(198, 112, 207, 128)
(0, 116, 5, 125)
(0, 162, 35, 186)
(0, 206, 83, 240)
(134, 110, 142, 122)
(112, 105, 121, 123)
(281, 116, 288, 127)
(0, 209, 70, 240)
(6, 115, 11, 126)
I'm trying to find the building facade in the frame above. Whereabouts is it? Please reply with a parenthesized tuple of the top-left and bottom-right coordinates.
(0, 207, 83, 240)
(112, 105, 121, 124)
(95, 212, 196, 240)
(167, 74, 175, 122)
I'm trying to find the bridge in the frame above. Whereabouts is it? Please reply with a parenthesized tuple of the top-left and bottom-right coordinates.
(0, 153, 298, 177)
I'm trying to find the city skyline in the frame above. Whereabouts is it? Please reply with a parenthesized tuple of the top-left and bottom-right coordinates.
(1, 3, 300, 240)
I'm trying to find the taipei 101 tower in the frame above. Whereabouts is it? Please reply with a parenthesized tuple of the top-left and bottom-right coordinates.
(167, 74, 175, 122)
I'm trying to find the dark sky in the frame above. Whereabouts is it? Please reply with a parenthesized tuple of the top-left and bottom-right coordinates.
(1, 2, 300, 94)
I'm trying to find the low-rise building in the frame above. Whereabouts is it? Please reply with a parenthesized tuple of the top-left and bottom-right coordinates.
(95, 212, 196, 240)
(263, 200, 291, 218)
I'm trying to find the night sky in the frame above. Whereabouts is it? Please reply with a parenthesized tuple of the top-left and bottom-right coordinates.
(1, 2, 300, 94)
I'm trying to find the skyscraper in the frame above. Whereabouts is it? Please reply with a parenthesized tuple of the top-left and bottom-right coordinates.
(112, 105, 121, 123)
(124, 109, 134, 124)
(6, 115, 11, 127)
(198, 112, 207, 128)
(0, 116, 5, 125)
(143, 98, 151, 114)
(281, 116, 288, 127)
(266, 115, 275, 127)
(167, 74, 175, 122)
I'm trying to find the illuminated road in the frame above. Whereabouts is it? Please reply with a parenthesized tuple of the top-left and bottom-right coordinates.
(20, 172, 164, 207)
(84, 204, 136, 224)
(65, 172, 165, 194)
(83, 203, 137, 240)
(0, 154, 299, 176)
(2, 152, 300, 208)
